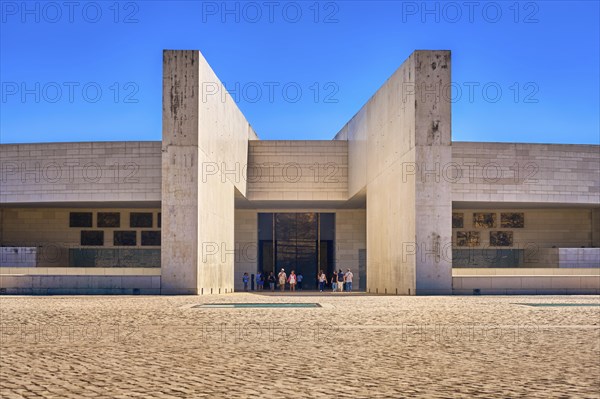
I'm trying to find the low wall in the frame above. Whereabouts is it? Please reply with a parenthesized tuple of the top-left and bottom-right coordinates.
(0, 247, 36, 267)
(69, 249, 161, 267)
(0, 267, 161, 294)
(452, 268, 600, 295)
(559, 248, 600, 268)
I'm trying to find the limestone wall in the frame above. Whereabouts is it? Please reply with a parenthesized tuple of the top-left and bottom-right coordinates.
(451, 142, 600, 204)
(0, 274, 161, 295)
(452, 268, 600, 295)
(246, 141, 348, 201)
(0, 141, 161, 204)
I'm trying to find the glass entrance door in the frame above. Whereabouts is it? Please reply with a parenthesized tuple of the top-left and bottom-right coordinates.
(258, 213, 335, 290)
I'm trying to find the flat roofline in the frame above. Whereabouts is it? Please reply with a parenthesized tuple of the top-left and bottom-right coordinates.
(0, 140, 162, 146)
(1, 139, 598, 147)
(249, 140, 346, 144)
(452, 140, 599, 147)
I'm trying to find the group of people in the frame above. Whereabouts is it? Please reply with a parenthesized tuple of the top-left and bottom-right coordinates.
(242, 268, 354, 292)
(243, 270, 303, 292)
(317, 269, 354, 292)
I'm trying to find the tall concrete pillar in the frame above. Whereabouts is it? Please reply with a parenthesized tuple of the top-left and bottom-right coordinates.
(338, 50, 452, 295)
(413, 51, 453, 294)
(161, 51, 201, 294)
(161, 50, 252, 294)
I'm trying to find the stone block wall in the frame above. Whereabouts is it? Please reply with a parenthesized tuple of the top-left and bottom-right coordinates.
(246, 140, 348, 201)
(0, 141, 161, 204)
(451, 142, 600, 204)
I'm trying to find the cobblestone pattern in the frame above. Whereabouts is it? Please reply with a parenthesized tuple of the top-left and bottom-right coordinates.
(1, 294, 599, 398)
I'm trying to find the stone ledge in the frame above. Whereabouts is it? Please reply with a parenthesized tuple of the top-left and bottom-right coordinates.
(453, 275, 600, 292)
(0, 267, 161, 276)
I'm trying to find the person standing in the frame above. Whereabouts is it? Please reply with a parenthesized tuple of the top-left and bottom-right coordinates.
(297, 273, 303, 290)
(318, 270, 327, 292)
(278, 268, 287, 292)
(268, 272, 276, 292)
(337, 269, 345, 292)
(288, 270, 297, 292)
(345, 269, 354, 292)
(256, 271, 263, 291)
(242, 272, 249, 292)
(331, 271, 338, 292)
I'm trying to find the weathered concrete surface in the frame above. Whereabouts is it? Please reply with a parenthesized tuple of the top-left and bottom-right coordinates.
(414, 51, 452, 295)
(161, 50, 254, 294)
(161, 51, 201, 294)
(334, 50, 452, 295)
(1, 294, 599, 398)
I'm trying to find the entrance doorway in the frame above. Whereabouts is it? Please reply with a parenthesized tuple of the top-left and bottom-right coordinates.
(258, 213, 335, 290)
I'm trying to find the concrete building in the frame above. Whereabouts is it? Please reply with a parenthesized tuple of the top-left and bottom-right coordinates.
(1, 50, 599, 295)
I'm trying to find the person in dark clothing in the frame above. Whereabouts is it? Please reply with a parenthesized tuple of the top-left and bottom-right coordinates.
(268, 272, 276, 291)
(337, 269, 345, 292)
(331, 272, 338, 292)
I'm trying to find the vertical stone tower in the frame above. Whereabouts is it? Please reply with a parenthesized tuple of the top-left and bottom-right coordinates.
(161, 50, 253, 294)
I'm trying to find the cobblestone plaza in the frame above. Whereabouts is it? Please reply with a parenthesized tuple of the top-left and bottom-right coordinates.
(1, 294, 599, 398)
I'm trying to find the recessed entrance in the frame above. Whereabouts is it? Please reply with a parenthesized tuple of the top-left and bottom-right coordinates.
(258, 213, 335, 290)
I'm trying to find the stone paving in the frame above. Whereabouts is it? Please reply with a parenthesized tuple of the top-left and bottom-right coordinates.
(1, 293, 599, 398)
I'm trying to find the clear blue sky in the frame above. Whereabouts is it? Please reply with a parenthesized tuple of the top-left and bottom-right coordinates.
(1, 0, 599, 144)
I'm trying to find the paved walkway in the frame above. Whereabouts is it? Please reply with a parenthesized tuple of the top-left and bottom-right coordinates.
(1, 294, 599, 398)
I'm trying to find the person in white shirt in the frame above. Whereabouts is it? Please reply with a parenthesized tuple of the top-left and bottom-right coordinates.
(318, 270, 327, 292)
(344, 269, 354, 292)
(278, 269, 287, 291)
